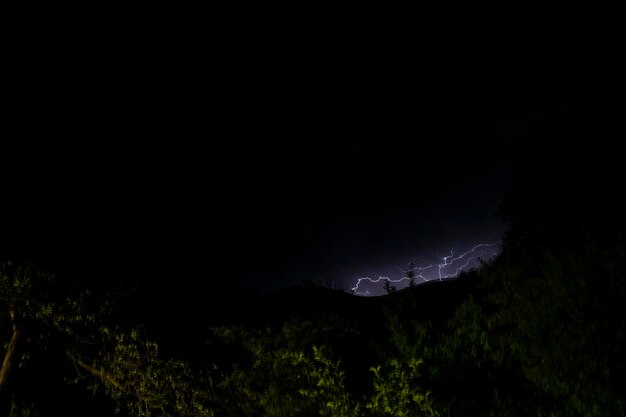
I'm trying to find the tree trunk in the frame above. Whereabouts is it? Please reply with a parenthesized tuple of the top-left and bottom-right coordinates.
(0, 324, 21, 390)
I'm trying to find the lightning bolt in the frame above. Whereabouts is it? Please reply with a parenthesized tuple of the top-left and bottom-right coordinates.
(350, 242, 500, 296)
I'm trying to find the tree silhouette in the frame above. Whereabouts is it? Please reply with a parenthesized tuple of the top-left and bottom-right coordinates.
(383, 279, 396, 294)
(406, 262, 416, 287)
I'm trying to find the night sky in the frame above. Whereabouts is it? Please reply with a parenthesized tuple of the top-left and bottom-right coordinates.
(3, 19, 624, 297)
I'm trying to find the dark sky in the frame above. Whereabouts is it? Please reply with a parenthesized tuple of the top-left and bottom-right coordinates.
(3, 19, 624, 295)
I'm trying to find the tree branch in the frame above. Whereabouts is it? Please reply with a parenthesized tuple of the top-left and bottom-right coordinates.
(66, 350, 163, 408)
(66, 350, 124, 391)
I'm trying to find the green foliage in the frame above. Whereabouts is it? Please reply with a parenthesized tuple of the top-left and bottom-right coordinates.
(478, 237, 626, 416)
(209, 319, 360, 417)
(4, 214, 625, 417)
(2, 260, 214, 416)
(375, 225, 626, 417)
(367, 358, 439, 417)
(8, 401, 48, 417)
(1, 260, 107, 369)
(300, 346, 360, 417)
(73, 327, 213, 417)
(1, 261, 56, 393)
(209, 316, 442, 417)
(406, 233, 626, 417)
(0, 260, 54, 329)
(384, 303, 432, 361)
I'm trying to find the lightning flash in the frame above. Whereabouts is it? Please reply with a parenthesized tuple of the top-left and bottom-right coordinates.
(351, 242, 500, 296)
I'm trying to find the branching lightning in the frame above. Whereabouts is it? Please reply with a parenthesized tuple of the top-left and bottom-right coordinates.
(350, 242, 501, 296)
